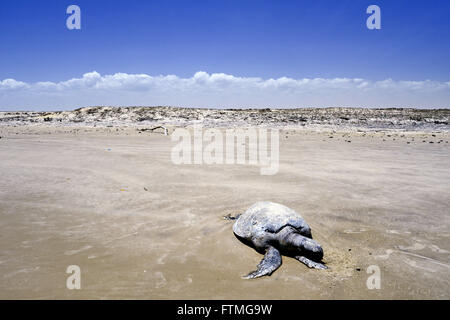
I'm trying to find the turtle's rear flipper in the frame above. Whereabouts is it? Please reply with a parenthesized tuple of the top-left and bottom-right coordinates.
(242, 246, 281, 279)
(295, 256, 328, 270)
(223, 213, 241, 221)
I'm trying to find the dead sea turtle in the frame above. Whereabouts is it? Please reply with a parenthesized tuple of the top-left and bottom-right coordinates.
(229, 201, 327, 279)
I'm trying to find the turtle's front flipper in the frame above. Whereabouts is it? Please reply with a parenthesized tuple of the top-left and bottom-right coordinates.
(295, 256, 328, 270)
(243, 246, 282, 279)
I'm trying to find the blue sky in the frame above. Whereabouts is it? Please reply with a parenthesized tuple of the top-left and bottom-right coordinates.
(0, 0, 449, 110)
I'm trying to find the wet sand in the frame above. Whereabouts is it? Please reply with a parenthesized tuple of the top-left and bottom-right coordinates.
(0, 125, 449, 299)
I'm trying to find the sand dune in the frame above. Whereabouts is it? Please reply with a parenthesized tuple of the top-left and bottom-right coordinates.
(1, 106, 449, 131)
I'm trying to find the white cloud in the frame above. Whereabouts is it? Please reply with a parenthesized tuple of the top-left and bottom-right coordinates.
(0, 79, 29, 90)
(0, 71, 449, 110)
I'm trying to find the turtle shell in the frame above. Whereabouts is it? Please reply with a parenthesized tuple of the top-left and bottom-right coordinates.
(233, 202, 311, 240)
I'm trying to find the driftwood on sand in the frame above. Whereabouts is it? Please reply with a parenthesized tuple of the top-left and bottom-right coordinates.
(137, 126, 168, 135)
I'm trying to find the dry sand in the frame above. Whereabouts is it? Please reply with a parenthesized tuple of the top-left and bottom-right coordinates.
(0, 116, 449, 299)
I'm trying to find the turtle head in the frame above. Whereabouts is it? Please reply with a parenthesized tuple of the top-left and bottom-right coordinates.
(280, 231, 324, 261)
(298, 236, 324, 261)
